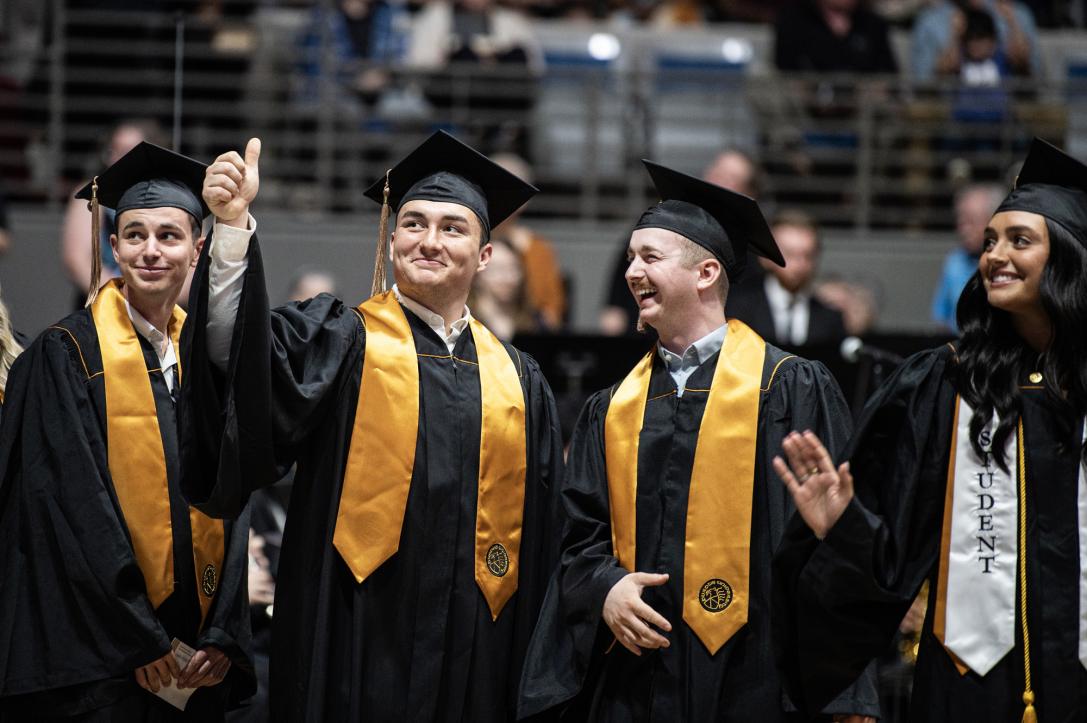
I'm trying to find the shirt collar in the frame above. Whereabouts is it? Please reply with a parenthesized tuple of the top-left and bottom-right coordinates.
(392, 284, 472, 337)
(657, 322, 728, 369)
(124, 299, 176, 368)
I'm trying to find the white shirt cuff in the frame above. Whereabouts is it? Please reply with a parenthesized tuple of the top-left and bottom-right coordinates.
(211, 214, 257, 263)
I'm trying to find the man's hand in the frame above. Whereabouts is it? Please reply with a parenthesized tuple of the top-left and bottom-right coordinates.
(773, 430, 853, 540)
(204, 137, 261, 228)
(602, 572, 672, 656)
(248, 533, 276, 607)
(176, 646, 231, 689)
(134, 650, 181, 693)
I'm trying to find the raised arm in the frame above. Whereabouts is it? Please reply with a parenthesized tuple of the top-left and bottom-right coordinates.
(179, 139, 363, 518)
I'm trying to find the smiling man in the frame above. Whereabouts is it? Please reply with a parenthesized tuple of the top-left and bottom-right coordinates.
(0, 143, 255, 721)
(178, 131, 564, 722)
(519, 161, 878, 722)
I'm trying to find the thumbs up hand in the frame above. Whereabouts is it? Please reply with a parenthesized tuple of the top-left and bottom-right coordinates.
(204, 137, 261, 228)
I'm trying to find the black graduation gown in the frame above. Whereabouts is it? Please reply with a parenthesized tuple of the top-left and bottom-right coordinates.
(772, 345, 1087, 722)
(178, 236, 565, 722)
(519, 343, 880, 721)
(0, 309, 254, 721)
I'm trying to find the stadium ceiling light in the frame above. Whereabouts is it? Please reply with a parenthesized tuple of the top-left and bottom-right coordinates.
(587, 33, 621, 61)
(720, 38, 753, 65)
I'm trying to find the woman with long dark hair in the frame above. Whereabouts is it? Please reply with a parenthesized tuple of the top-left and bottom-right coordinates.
(771, 138, 1087, 723)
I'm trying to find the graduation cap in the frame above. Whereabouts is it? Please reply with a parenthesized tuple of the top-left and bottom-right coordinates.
(74, 142, 208, 306)
(634, 160, 784, 282)
(362, 131, 538, 295)
(997, 137, 1087, 245)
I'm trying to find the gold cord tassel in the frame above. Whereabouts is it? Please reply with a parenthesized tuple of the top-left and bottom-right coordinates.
(85, 176, 102, 307)
(1022, 692, 1037, 723)
(370, 170, 392, 297)
(1017, 419, 1038, 723)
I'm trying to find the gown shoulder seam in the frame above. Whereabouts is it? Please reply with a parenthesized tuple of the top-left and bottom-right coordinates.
(46, 325, 92, 380)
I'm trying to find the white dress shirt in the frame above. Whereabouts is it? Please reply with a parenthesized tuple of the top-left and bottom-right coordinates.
(657, 323, 728, 397)
(126, 300, 178, 394)
(206, 216, 257, 371)
(763, 275, 811, 346)
(392, 284, 471, 354)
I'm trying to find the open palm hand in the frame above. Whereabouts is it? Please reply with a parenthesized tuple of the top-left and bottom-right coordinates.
(773, 430, 854, 540)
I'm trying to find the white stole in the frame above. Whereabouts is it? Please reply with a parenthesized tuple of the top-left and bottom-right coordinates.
(940, 397, 1087, 675)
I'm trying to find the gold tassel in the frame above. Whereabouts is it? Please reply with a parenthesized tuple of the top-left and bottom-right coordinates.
(85, 176, 102, 307)
(370, 169, 392, 297)
(1022, 691, 1037, 723)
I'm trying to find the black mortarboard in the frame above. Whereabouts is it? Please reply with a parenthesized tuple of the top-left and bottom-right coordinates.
(75, 142, 208, 223)
(634, 160, 784, 281)
(996, 137, 1087, 244)
(362, 130, 538, 295)
(73, 142, 207, 306)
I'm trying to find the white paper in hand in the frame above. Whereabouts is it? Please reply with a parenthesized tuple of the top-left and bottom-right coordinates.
(154, 638, 198, 711)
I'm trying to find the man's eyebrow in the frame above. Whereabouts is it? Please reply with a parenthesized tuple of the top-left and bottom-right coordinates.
(121, 220, 147, 233)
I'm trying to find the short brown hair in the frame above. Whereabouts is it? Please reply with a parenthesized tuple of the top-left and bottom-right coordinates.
(680, 239, 729, 305)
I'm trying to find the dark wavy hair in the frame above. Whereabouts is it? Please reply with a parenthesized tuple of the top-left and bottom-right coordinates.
(954, 218, 1087, 470)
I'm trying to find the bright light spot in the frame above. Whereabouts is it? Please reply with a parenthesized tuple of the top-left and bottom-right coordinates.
(721, 38, 752, 65)
(588, 33, 621, 61)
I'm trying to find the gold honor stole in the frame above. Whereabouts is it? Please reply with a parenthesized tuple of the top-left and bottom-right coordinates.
(333, 290, 528, 620)
(604, 318, 766, 655)
(90, 279, 224, 625)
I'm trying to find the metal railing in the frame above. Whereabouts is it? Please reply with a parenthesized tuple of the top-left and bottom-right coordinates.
(1, 5, 1082, 229)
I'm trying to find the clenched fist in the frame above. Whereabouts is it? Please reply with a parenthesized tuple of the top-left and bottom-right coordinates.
(204, 137, 261, 227)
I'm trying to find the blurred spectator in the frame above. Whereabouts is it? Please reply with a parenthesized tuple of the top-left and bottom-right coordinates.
(711, 0, 791, 23)
(491, 152, 566, 330)
(286, 266, 338, 303)
(408, 0, 543, 152)
(948, 10, 1012, 124)
(470, 237, 544, 341)
(0, 185, 11, 257)
(701, 148, 762, 198)
(649, 0, 707, 27)
(60, 119, 166, 307)
(774, 0, 898, 73)
(407, 0, 544, 74)
(930, 183, 1005, 331)
(815, 275, 881, 335)
(599, 148, 760, 336)
(871, 0, 929, 24)
(911, 0, 1039, 81)
(295, 0, 411, 111)
(727, 209, 847, 347)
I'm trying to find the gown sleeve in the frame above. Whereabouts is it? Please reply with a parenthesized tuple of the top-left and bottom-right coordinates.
(179, 232, 364, 519)
(518, 389, 624, 719)
(506, 352, 567, 714)
(772, 345, 959, 714)
(195, 505, 257, 704)
(762, 356, 882, 718)
(0, 332, 172, 696)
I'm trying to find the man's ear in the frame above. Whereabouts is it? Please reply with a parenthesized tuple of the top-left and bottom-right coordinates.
(697, 258, 722, 291)
(109, 234, 121, 266)
(192, 235, 207, 267)
(476, 242, 493, 273)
